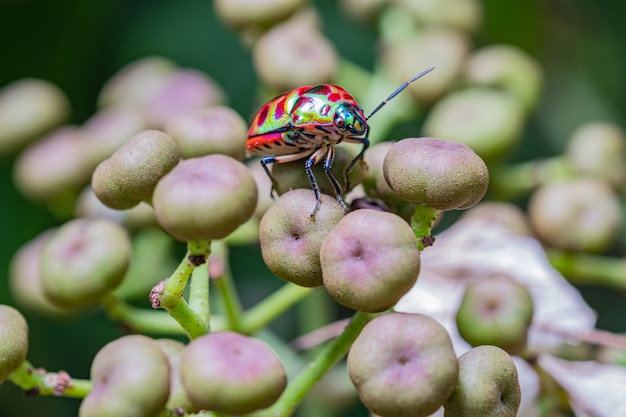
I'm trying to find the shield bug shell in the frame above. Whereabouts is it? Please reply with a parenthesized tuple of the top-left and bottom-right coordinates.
(246, 67, 434, 218)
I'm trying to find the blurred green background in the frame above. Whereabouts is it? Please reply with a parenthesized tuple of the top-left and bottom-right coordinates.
(1, 1, 625, 416)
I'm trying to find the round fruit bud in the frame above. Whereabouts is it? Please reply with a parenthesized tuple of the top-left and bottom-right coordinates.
(9, 230, 71, 316)
(565, 122, 626, 189)
(143, 69, 225, 127)
(348, 313, 459, 417)
(383, 137, 489, 211)
(528, 178, 621, 253)
(153, 154, 257, 241)
(156, 339, 195, 413)
(0, 78, 70, 155)
(395, 0, 483, 33)
(260, 189, 344, 287)
(79, 335, 170, 417)
(456, 275, 533, 355)
(13, 126, 93, 200)
(41, 218, 131, 308)
(271, 146, 365, 196)
(384, 28, 471, 104)
(362, 142, 406, 207)
(321, 209, 420, 312)
(461, 201, 532, 235)
(180, 332, 286, 415)
(81, 106, 149, 168)
(423, 87, 525, 161)
(214, 0, 305, 29)
(444, 346, 521, 417)
(253, 16, 337, 90)
(0, 305, 29, 384)
(164, 106, 248, 160)
(464, 44, 543, 112)
(74, 186, 157, 231)
(92, 129, 180, 210)
(97, 56, 177, 109)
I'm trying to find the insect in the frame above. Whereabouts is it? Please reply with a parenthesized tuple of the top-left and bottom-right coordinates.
(246, 67, 435, 218)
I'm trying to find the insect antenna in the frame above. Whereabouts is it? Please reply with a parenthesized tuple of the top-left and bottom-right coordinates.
(365, 67, 435, 120)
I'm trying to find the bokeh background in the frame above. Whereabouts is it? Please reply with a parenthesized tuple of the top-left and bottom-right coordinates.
(1, 0, 625, 416)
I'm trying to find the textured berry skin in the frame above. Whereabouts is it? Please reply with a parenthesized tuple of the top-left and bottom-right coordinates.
(246, 67, 434, 217)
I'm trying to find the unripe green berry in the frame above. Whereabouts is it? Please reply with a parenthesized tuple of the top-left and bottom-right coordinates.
(565, 122, 626, 189)
(320, 209, 420, 312)
(0, 78, 70, 155)
(384, 29, 471, 104)
(97, 56, 177, 109)
(214, 0, 306, 29)
(461, 202, 532, 235)
(81, 106, 149, 168)
(41, 218, 131, 308)
(383, 137, 489, 211)
(464, 44, 544, 112)
(260, 189, 344, 287)
(92, 129, 180, 209)
(14, 126, 93, 200)
(164, 106, 248, 160)
(153, 154, 257, 241)
(362, 142, 406, 206)
(79, 335, 170, 417)
(395, 0, 483, 33)
(180, 332, 286, 415)
(9, 230, 71, 316)
(444, 346, 521, 417)
(348, 313, 459, 417)
(156, 339, 195, 413)
(528, 178, 621, 253)
(456, 275, 533, 355)
(0, 305, 29, 384)
(423, 87, 525, 161)
(253, 16, 337, 90)
(143, 69, 225, 127)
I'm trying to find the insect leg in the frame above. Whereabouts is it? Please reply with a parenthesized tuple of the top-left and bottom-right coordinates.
(343, 128, 370, 192)
(323, 143, 349, 213)
(259, 149, 317, 199)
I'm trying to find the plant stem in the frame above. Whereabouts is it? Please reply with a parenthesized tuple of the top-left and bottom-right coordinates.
(411, 205, 441, 250)
(155, 240, 211, 339)
(212, 241, 244, 332)
(8, 360, 92, 398)
(189, 263, 210, 331)
(489, 156, 575, 199)
(101, 295, 185, 336)
(255, 311, 376, 417)
(240, 283, 314, 335)
(547, 249, 626, 288)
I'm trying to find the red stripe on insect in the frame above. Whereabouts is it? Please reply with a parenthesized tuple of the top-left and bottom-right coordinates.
(275, 97, 287, 120)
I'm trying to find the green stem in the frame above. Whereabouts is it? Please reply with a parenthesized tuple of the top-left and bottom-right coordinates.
(212, 241, 244, 332)
(547, 249, 626, 288)
(255, 311, 376, 417)
(164, 241, 210, 295)
(411, 205, 441, 251)
(240, 283, 314, 335)
(101, 295, 185, 336)
(8, 360, 92, 398)
(489, 156, 575, 199)
(189, 263, 210, 332)
(156, 240, 211, 340)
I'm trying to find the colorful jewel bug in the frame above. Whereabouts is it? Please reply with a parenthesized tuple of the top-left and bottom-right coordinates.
(246, 66, 435, 218)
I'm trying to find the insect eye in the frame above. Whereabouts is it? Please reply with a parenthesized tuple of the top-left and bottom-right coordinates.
(335, 117, 345, 128)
